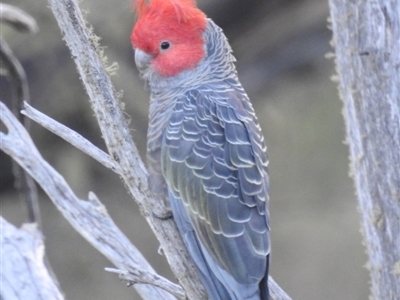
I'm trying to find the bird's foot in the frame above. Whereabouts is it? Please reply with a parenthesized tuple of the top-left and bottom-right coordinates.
(152, 208, 173, 220)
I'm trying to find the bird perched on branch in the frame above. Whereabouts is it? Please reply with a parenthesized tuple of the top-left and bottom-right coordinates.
(131, 0, 270, 299)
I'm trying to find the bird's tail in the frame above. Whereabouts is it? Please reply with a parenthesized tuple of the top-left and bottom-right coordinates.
(183, 226, 232, 299)
(259, 255, 270, 300)
(170, 192, 270, 300)
(169, 192, 231, 299)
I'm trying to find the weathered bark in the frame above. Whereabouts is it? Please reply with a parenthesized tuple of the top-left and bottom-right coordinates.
(328, 1, 400, 299)
(0, 101, 179, 300)
(0, 3, 40, 228)
(0, 218, 63, 300)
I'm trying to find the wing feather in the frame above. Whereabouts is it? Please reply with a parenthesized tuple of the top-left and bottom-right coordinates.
(161, 87, 270, 285)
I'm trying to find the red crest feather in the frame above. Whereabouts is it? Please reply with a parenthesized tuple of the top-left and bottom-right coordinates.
(131, 0, 207, 76)
(134, 0, 200, 21)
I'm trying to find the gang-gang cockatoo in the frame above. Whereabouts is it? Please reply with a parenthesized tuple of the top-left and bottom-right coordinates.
(131, 0, 270, 299)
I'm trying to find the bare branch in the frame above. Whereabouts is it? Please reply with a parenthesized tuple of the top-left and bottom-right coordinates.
(0, 101, 176, 300)
(0, 4, 35, 124)
(105, 268, 186, 300)
(0, 3, 39, 33)
(0, 36, 40, 224)
(329, 1, 400, 298)
(0, 44, 40, 220)
(22, 102, 118, 173)
(269, 277, 292, 300)
(0, 4, 40, 227)
(0, 217, 63, 300)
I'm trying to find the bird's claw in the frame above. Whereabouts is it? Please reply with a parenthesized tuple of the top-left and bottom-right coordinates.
(152, 208, 173, 220)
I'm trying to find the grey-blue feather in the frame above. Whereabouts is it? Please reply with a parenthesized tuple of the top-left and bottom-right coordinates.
(146, 19, 270, 300)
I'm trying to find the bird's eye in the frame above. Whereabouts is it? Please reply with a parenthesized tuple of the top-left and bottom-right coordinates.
(160, 41, 170, 50)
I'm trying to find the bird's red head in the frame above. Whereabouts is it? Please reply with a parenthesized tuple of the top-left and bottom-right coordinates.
(131, 0, 207, 77)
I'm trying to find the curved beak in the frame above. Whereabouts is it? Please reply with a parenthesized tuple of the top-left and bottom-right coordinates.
(134, 48, 153, 73)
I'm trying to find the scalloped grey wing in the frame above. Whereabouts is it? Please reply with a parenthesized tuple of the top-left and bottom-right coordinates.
(161, 87, 270, 292)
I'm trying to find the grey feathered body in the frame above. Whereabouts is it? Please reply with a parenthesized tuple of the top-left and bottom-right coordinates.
(145, 20, 270, 300)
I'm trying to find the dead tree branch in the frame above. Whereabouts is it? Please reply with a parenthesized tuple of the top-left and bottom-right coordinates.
(105, 268, 186, 300)
(0, 4, 40, 226)
(329, 1, 400, 298)
(0, 101, 177, 300)
(0, 3, 38, 33)
(0, 218, 63, 300)
(22, 102, 118, 173)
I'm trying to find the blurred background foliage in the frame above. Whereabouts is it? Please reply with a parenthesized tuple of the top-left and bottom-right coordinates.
(1, 0, 369, 299)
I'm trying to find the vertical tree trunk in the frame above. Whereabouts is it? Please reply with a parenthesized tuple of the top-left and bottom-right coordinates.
(328, 1, 400, 299)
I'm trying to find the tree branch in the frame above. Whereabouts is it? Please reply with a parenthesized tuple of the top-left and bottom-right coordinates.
(21, 102, 118, 173)
(0, 3, 39, 33)
(328, 1, 400, 298)
(0, 4, 40, 226)
(0, 101, 176, 300)
(105, 268, 186, 300)
(0, 217, 63, 300)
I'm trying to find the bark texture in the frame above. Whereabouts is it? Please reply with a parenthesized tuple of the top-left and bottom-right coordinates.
(0, 218, 63, 300)
(0, 102, 177, 300)
(329, 1, 400, 299)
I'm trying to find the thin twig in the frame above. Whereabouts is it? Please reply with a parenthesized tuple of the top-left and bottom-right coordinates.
(0, 37, 40, 224)
(22, 102, 119, 173)
(0, 3, 39, 33)
(106, 268, 186, 300)
(0, 8, 40, 229)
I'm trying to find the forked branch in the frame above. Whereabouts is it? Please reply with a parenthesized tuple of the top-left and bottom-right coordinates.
(0, 101, 177, 300)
